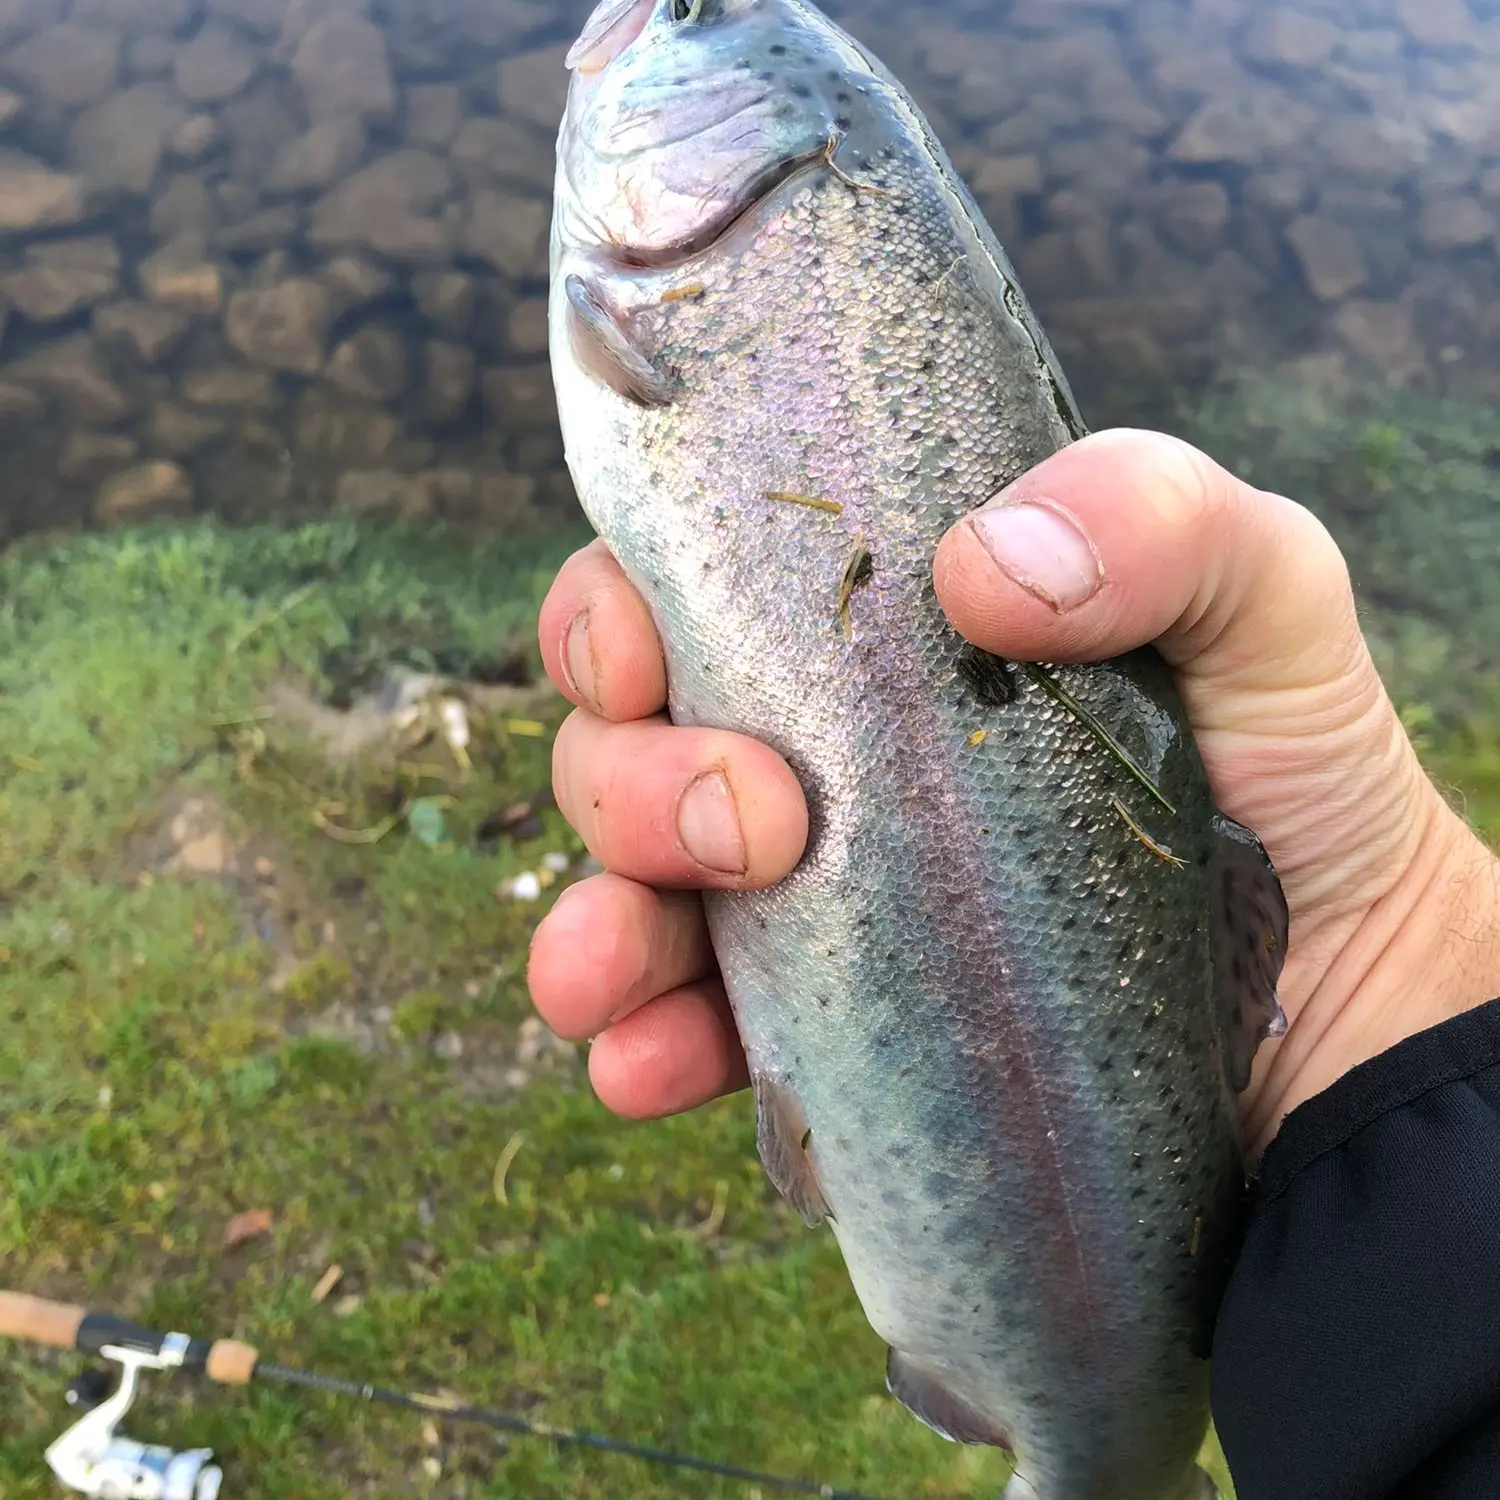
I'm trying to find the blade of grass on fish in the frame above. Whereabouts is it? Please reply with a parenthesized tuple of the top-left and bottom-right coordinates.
(1110, 795, 1187, 870)
(765, 491, 843, 516)
(835, 537, 872, 640)
(1020, 662, 1177, 818)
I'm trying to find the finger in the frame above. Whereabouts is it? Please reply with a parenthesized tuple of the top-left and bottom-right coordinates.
(537, 538, 668, 722)
(528, 873, 714, 1041)
(587, 980, 749, 1119)
(932, 429, 1361, 693)
(552, 711, 809, 888)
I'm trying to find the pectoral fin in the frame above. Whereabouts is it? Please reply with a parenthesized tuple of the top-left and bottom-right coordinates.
(564, 274, 675, 408)
(1209, 812, 1290, 1093)
(886, 1350, 1013, 1449)
(751, 1072, 829, 1227)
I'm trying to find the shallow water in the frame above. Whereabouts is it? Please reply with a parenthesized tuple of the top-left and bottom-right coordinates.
(0, 0, 1493, 552)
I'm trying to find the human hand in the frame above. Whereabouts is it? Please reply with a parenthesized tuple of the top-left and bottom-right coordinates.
(528, 429, 1500, 1154)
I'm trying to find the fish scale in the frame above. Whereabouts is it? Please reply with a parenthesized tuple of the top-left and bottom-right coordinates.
(549, 3, 1288, 1496)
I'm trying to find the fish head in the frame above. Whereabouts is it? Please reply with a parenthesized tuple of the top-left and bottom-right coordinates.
(555, 0, 890, 266)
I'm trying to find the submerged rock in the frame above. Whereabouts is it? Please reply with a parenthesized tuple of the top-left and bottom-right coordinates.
(226, 280, 336, 375)
(0, 152, 88, 232)
(3, 238, 120, 323)
(95, 460, 194, 525)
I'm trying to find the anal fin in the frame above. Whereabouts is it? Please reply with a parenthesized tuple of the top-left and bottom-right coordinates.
(751, 1072, 829, 1227)
(564, 273, 674, 408)
(1209, 812, 1291, 1093)
(886, 1350, 1013, 1450)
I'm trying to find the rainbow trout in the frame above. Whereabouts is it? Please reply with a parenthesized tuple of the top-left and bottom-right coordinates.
(548, 2, 1289, 1496)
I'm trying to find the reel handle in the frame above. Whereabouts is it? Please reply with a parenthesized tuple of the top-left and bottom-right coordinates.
(0, 1293, 259, 1385)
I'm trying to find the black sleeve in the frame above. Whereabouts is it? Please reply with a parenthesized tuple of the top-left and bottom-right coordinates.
(1212, 996, 1500, 1500)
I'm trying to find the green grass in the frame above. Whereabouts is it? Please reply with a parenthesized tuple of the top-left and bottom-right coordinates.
(1, 378, 1496, 1500)
(0, 518, 1008, 1500)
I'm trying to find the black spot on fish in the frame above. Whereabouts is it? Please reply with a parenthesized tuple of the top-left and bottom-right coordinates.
(769, 42, 787, 53)
(792, 83, 811, 98)
(835, 114, 852, 130)
(956, 645, 1017, 708)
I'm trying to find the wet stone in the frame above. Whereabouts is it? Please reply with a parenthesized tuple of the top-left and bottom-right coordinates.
(1394, 0, 1476, 50)
(179, 362, 278, 410)
(215, 204, 303, 254)
(174, 22, 260, 104)
(60, 430, 139, 481)
(0, 152, 88, 232)
(265, 118, 367, 195)
(1285, 214, 1368, 301)
(481, 362, 556, 433)
(1169, 93, 1316, 166)
(335, 468, 438, 517)
(412, 270, 476, 336)
(139, 236, 224, 317)
(9, 334, 128, 424)
(319, 256, 395, 316)
(70, 84, 187, 194)
(404, 83, 463, 149)
(504, 297, 549, 358)
(0, 382, 43, 422)
(1238, 8, 1339, 70)
(295, 388, 400, 464)
(417, 340, 476, 426)
(170, 114, 221, 163)
(463, 189, 549, 279)
(310, 149, 455, 264)
(448, 116, 555, 194)
(225, 280, 336, 375)
(325, 326, 407, 402)
(95, 460, 194, 526)
(495, 43, 570, 131)
(150, 175, 219, 241)
(2, 238, 120, 323)
(1159, 179, 1233, 257)
(1417, 194, 1494, 251)
(149, 400, 224, 454)
(292, 14, 395, 124)
(7, 24, 121, 106)
(1333, 298, 1423, 382)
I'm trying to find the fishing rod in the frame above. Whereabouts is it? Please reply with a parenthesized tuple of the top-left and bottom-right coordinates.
(0, 1291, 890, 1500)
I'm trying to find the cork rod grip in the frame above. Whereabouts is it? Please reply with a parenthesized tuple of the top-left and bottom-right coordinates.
(205, 1338, 259, 1386)
(0, 1292, 87, 1350)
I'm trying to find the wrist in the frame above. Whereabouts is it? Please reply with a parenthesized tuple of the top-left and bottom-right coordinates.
(1246, 789, 1500, 1155)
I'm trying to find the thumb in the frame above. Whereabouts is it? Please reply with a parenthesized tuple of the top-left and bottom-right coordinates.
(932, 428, 1366, 706)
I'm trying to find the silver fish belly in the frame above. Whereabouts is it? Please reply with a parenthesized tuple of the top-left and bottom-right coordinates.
(549, 3, 1289, 1497)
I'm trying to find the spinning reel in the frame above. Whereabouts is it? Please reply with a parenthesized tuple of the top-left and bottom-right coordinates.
(1, 1294, 251, 1500)
(48, 1337, 222, 1500)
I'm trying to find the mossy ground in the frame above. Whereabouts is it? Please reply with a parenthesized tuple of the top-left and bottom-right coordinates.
(0, 518, 1009, 1500)
(0, 383, 1494, 1500)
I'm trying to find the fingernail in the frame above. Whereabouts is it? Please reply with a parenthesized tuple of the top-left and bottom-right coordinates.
(969, 500, 1104, 612)
(563, 610, 598, 707)
(676, 769, 747, 875)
